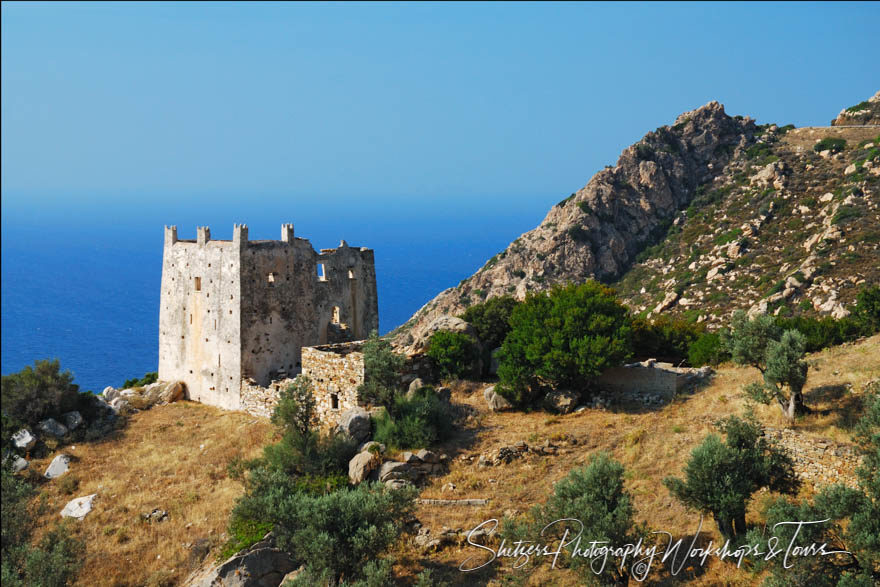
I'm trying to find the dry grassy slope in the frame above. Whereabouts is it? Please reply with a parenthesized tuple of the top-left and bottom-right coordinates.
(25, 336, 878, 586)
(612, 125, 880, 327)
(393, 335, 880, 585)
(27, 403, 273, 587)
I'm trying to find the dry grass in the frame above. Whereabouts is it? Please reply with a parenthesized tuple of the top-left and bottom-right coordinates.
(393, 335, 880, 585)
(780, 126, 878, 150)
(28, 401, 273, 587)
(25, 336, 878, 586)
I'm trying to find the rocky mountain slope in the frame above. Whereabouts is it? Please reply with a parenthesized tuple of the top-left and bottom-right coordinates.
(396, 93, 879, 344)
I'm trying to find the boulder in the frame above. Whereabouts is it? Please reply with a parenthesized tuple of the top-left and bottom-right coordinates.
(545, 389, 580, 414)
(102, 386, 119, 402)
(335, 408, 371, 443)
(348, 451, 380, 485)
(483, 385, 512, 412)
(39, 418, 69, 438)
(158, 380, 186, 404)
(12, 429, 37, 451)
(62, 411, 84, 431)
(11, 456, 29, 473)
(109, 398, 132, 414)
(416, 449, 439, 464)
(183, 533, 297, 587)
(407, 378, 426, 397)
(401, 451, 421, 464)
(61, 494, 97, 520)
(378, 461, 413, 482)
(45, 454, 72, 479)
(357, 441, 385, 454)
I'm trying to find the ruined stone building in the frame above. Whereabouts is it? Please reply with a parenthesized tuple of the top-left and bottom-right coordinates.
(158, 224, 379, 411)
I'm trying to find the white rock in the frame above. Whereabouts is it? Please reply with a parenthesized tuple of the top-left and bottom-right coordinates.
(819, 192, 834, 203)
(12, 429, 37, 451)
(45, 454, 72, 479)
(844, 163, 857, 175)
(61, 494, 97, 520)
(11, 456, 29, 473)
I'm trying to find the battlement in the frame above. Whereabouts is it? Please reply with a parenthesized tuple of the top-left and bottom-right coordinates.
(159, 221, 379, 413)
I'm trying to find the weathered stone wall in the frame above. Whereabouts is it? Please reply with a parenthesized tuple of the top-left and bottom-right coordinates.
(240, 377, 298, 419)
(302, 343, 366, 426)
(763, 427, 863, 489)
(158, 225, 244, 410)
(158, 224, 379, 414)
(595, 362, 686, 399)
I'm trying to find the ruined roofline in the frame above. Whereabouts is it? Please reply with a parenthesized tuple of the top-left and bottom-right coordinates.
(163, 224, 370, 251)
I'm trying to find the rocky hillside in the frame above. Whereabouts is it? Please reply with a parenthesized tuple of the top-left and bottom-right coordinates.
(397, 93, 879, 344)
(832, 90, 880, 126)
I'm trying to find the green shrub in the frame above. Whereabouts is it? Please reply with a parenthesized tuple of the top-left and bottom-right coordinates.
(852, 285, 880, 333)
(460, 294, 518, 353)
(845, 100, 871, 113)
(2, 466, 85, 586)
(1, 359, 80, 429)
(496, 281, 631, 407)
(746, 390, 879, 584)
(373, 388, 453, 450)
(687, 332, 728, 366)
(121, 371, 157, 389)
(219, 518, 273, 560)
(357, 331, 405, 416)
(502, 452, 643, 583)
(234, 482, 416, 584)
(631, 315, 705, 364)
(426, 330, 479, 380)
(813, 137, 847, 153)
(664, 414, 797, 540)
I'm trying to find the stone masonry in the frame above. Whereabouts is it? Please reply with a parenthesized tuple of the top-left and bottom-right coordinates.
(158, 224, 378, 411)
(302, 343, 366, 426)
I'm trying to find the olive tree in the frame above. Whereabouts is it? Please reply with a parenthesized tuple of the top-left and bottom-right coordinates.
(721, 310, 809, 421)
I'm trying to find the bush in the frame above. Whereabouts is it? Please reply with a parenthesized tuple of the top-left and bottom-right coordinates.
(234, 482, 416, 584)
(663, 414, 797, 541)
(813, 137, 846, 153)
(502, 452, 642, 583)
(121, 371, 157, 389)
(1, 359, 80, 429)
(746, 390, 879, 584)
(426, 330, 479, 380)
(687, 332, 728, 366)
(2, 466, 84, 586)
(373, 387, 454, 450)
(852, 285, 880, 333)
(631, 315, 705, 364)
(357, 331, 405, 416)
(460, 295, 518, 352)
(496, 282, 631, 407)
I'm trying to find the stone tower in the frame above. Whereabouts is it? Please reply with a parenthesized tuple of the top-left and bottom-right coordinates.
(158, 223, 379, 410)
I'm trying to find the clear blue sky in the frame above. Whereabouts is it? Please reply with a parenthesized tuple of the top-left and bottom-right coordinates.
(2, 1, 878, 209)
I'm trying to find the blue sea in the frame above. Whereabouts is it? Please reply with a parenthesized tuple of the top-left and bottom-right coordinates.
(1, 194, 549, 392)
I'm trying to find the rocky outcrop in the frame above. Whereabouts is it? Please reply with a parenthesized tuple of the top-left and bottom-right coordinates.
(397, 101, 755, 342)
(101, 381, 185, 413)
(335, 408, 371, 443)
(184, 533, 297, 587)
(831, 90, 880, 126)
